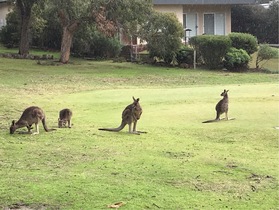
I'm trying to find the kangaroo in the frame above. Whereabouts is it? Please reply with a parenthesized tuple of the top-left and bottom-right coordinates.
(203, 89, 230, 123)
(99, 97, 146, 135)
(10, 106, 56, 134)
(58, 108, 72, 128)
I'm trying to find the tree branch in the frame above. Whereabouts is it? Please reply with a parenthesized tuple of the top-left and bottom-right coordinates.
(58, 9, 69, 27)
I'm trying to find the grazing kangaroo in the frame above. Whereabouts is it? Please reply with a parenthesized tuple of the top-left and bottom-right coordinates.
(10, 106, 56, 134)
(99, 97, 146, 135)
(203, 89, 230, 123)
(58, 108, 72, 128)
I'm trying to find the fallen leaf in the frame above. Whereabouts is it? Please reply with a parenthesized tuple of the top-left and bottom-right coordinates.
(107, 201, 125, 208)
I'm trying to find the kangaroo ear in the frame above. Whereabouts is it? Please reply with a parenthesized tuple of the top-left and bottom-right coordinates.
(12, 120, 15, 125)
(133, 96, 139, 102)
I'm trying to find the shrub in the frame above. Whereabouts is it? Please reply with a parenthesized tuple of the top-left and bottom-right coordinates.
(189, 35, 231, 69)
(72, 24, 121, 58)
(256, 44, 278, 69)
(91, 36, 122, 58)
(176, 46, 194, 65)
(223, 47, 251, 71)
(228, 32, 258, 55)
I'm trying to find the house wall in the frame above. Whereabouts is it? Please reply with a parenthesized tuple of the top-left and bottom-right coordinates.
(184, 5, 231, 35)
(0, 2, 11, 28)
(153, 5, 183, 24)
(154, 4, 231, 35)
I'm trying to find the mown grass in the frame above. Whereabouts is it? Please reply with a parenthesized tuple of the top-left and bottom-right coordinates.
(0, 53, 278, 210)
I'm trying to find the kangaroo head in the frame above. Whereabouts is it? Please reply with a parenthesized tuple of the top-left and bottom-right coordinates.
(58, 118, 66, 128)
(132, 96, 142, 120)
(221, 89, 229, 97)
(10, 120, 17, 134)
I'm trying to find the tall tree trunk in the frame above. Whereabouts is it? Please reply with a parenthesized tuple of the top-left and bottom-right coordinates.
(59, 27, 74, 64)
(58, 10, 80, 64)
(19, 15, 31, 56)
(16, 0, 34, 57)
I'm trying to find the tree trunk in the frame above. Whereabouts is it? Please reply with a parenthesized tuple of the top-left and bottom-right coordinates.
(58, 9, 80, 64)
(59, 27, 74, 64)
(19, 15, 31, 57)
(16, 0, 34, 57)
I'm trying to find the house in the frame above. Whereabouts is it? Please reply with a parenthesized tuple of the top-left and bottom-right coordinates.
(153, 0, 257, 42)
(0, 0, 11, 29)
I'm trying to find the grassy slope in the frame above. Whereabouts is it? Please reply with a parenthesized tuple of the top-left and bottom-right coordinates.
(0, 57, 278, 209)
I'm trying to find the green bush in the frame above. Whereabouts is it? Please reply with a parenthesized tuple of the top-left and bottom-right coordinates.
(189, 35, 231, 69)
(223, 47, 251, 71)
(176, 46, 194, 65)
(228, 32, 258, 55)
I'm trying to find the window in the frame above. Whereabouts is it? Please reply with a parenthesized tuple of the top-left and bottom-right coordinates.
(204, 14, 214, 35)
(0, 19, 5, 29)
(215, 13, 225, 35)
(204, 13, 225, 35)
(183, 13, 197, 42)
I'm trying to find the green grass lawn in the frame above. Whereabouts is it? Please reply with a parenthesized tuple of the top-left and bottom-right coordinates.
(0, 55, 278, 209)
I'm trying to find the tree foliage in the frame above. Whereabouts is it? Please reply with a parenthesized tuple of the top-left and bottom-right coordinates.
(0, 10, 20, 48)
(52, 0, 153, 63)
(232, 1, 278, 44)
(1, 0, 152, 63)
(139, 12, 184, 64)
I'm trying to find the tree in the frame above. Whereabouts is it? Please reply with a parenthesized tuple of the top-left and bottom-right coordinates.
(3, 0, 153, 62)
(16, 0, 40, 56)
(264, 1, 279, 44)
(52, 0, 90, 63)
(256, 44, 278, 69)
(231, 1, 278, 44)
(54, 0, 153, 63)
(0, 10, 20, 48)
(139, 12, 184, 64)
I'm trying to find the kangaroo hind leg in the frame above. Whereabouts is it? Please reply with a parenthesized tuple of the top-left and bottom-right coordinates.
(32, 123, 39, 135)
(132, 121, 147, 134)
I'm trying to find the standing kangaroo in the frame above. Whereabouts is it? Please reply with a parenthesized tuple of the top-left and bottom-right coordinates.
(58, 108, 72, 128)
(99, 97, 146, 134)
(203, 89, 229, 123)
(10, 106, 56, 134)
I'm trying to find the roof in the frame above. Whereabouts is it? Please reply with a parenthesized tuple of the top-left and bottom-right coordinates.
(153, 0, 257, 5)
(0, 0, 7, 3)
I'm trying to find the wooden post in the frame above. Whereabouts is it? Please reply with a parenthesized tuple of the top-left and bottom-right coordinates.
(194, 50, 196, 69)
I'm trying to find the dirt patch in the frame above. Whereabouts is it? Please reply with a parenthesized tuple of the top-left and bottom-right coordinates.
(3, 203, 51, 210)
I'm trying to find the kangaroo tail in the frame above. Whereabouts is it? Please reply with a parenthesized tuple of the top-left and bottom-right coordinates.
(42, 118, 56, 132)
(99, 121, 126, 132)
